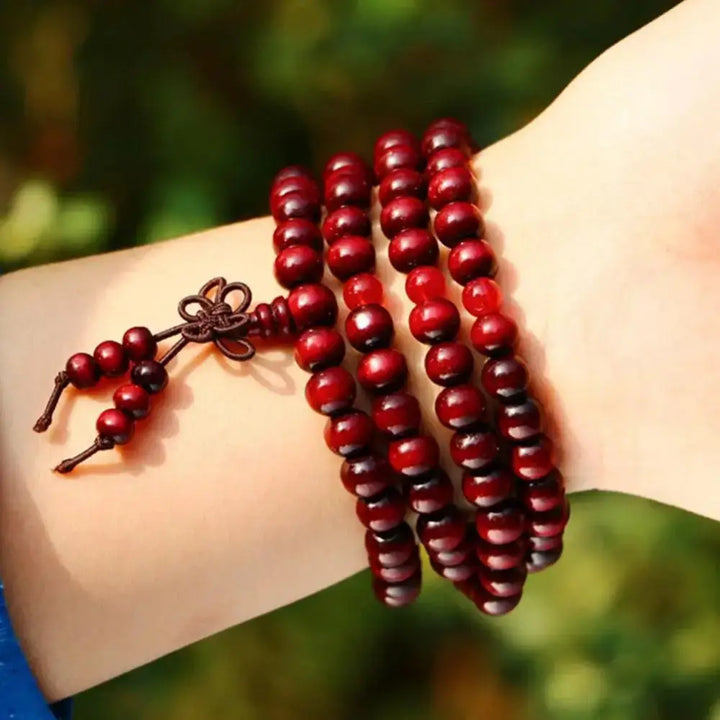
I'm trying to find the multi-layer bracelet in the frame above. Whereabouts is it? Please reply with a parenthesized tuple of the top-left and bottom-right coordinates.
(33, 118, 568, 616)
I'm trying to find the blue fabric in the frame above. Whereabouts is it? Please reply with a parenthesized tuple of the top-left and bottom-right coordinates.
(0, 580, 73, 720)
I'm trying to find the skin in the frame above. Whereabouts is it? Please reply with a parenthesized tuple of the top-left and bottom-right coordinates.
(0, 0, 718, 702)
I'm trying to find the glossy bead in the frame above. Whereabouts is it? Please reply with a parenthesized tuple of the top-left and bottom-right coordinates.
(378, 168, 426, 206)
(274, 245, 323, 288)
(388, 229, 438, 273)
(462, 467, 514, 508)
(294, 327, 345, 372)
(527, 501, 569, 537)
(476, 538, 527, 571)
(430, 533, 474, 567)
(462, 277, 503, 316)
(273, 218, 324, 254)
(426, 117, 471, 139)
(272, 165, 313, 186)
(528, 533, 564, 553)
(365, 523, 416, 567)
(357, 349, 407, 394)
(371, 552, 421, 583)
(473, 586, 522, 616)
(435, 384, 486, 430)
(513, 436, 555, 481)
(122, 327, 157, 362)
(497, 397, 542, 442)
(322, 206, 371, 244)
(324, 168, 372, 211)
(481, 356, 528, 401)
(479, 565, 527, 598)
(450, 430, 498, 472)
(526, 549, 562, 574)
(425, 342, 474, 387)
(520, 473, 564, 513)
(65, 352, 101, 389)
(409, 471, 454, 514)
(405, 266, 445, 304)
(305, 366, 356, 416)
(448, 240, 497, 284)
(346, 304, 393, 353)
(380, 197, 429, 238)
(130, 360, 168, 395)
(434, 201, 482, 248)
(112, 384, 151, 420)
(428, 166, 474, 209)
(324, 411, 374, 458)
(323, 152, 370, 182)
(372, 571, 421, 608)
(93, 340, 129, 377)
(475, 501, 526, 545)
(343, 273, 383, 310)
(341, 454, 393, 498)
(471, 313, 518, 357)
(416, 506, 466, 552)
(374, 144, 422, 181)
(287, 283, 338, 331)
(327, 236, 375, 281)
(425, 147, 468, 177)
(271, 191, 320, 224)
(270, 175, 320, 214)
(430, 559, 475, 582)
(388, 435, 439, 477)
(251, 303, 274, 340)
(408, 298, 460, 344)
(374, 129, 419, 159)
(371, 392, 421, 439)
(356, 488, 406, 532)
(421, 124, 470, 158)
(96, 408, 134, 445)
(270, 296, 295, 338)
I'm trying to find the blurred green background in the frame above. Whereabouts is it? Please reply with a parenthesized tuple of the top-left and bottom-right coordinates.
(3, 1, 720, 718)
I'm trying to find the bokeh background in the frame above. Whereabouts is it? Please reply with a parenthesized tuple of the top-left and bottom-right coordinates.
(2, 0, 720, 718)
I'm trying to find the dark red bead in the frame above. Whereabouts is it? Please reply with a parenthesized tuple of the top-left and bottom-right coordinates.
(356, 488, 406, 532)
(272, 165, 313, 186)
(481, 356, 528, 401)
(462, 467, 514, 508)
(130, 360, 168, 395)
(370, 552, 421, 583)
(287, 283, 338, 331)
(372, 392, 421, 439)
(271, 191, 320, 224)
(388, 435, 439, 478)
(65, 352, 101, 389)
(374, 144, 423, 181)
(305, 366, 356, 416)
(527, 501, 569, 538)
(479, 565, 527, 598)
(322, 206, 371, 244)
(416, 506, 466, 552)
(365, 523, 416, 567)
(428, 166, 474, 209)
(270, 175, 320, 215)
(450, 430, 498, 472)
(122, 327, 157, 362)
(405, 266, 445, 304)
(426, 118, 471, 140)
(323, 152, 370, 182)
(324, 411, 374, 458)
(409, 471, 454, 514)
(372, 571, 421, 608)
(250, 303, 274, 339)
(113, 383, 151, 420)
(513, 436, 555, 481)
(528, 533, 563, 553)
(473, 586, 522, 616)
(378, 168, 426, 206)
(273, 245, 323, 289)
(430, 559, 475, 582)
(388, 229, 438, 273)
(421, 124, 470, 158)
(380, 197, 429, 238)
(526, 549, 563, 574)
(435, 384, 486, 430)
(475, 501, 526, 545)
(462, 277, 503, 316)
(476, 538, 527, 571)
(96, 408, 134, 445)
(425, 342, 474, 387)
(93, 340, 129, 377)
(273, 218, 324, 254)
(425, 147, 468, 177)
(408, 298, 460, 344)
(430, 533, 474, 567)
(327, 236, 375, 281)
(448, 240, 497, 285)
(341, 454, 393, 498)
(471, 313, 518, 357)
(324, 168, 372, 211)
(270, 296, 295, 338)
(434, 202, 482, 247)
(374, 129, 419, 160)
(346, 304, 394, 353)
(343, 273, 384, 310)
(294, 327, 345, 372)
(498, 397, 543, 442)
(357, 349, 407, 394)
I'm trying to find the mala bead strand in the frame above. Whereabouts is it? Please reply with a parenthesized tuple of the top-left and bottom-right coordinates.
(271, 165, 422, 607)
(422, 118, 569, 577)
